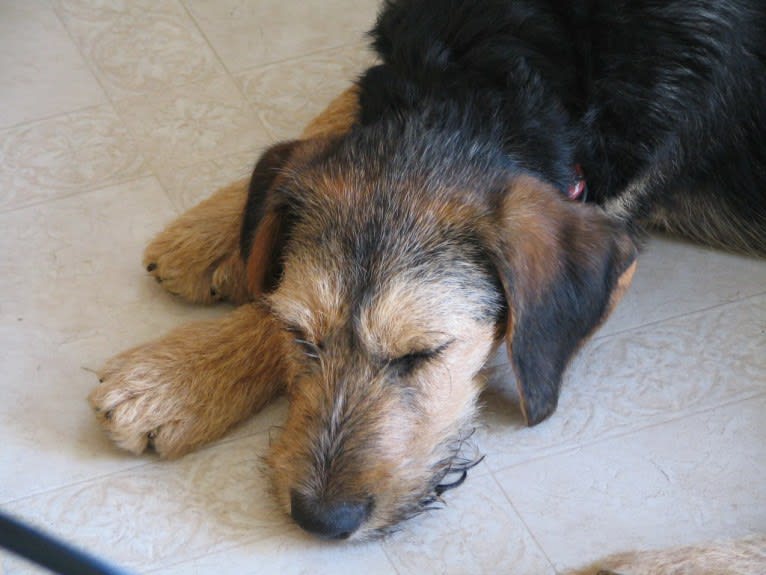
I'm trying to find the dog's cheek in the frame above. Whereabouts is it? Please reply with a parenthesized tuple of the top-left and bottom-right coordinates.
(420, 322, 496, 430)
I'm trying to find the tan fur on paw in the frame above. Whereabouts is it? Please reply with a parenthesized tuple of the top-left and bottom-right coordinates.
(90, 304, 289, 458)
(144, 179, 250, 305)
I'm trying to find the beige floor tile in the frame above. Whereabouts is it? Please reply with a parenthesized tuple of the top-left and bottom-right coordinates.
(0, 1, 106, 129)
(238, 44, 376, 140)
(113, 75, 270, 171)
(601, 235, 766, 337)
(183, 0, 379, 72)
(494, 396, 766, 571)
(4, 433, 290, 573)
(477, 294, 766, 472)
(0, 550, 47, 575)
(54, 0, 224, 99)
(0, 105, 149, 211)
(155, 149, 258, 212)
(0, 177, 228, 503)
(382, 474, 555, 575)
(149, 533, 395, 575)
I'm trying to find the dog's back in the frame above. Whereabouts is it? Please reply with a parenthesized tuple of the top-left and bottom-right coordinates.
(368, 0, 766, 254)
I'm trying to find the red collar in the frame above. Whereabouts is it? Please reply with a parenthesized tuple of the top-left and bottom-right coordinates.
(567, 164, 587, 201)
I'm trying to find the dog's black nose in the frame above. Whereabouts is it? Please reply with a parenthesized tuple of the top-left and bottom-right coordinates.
(290, 491, 371, 539)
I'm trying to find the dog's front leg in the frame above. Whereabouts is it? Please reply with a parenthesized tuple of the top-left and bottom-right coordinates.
(89, 302, 290, 458)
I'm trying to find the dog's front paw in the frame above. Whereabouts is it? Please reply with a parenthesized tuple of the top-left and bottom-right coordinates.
(142, 181, 250, 305)
(90, 345, 207, 458)
(143, 228, 248, 305)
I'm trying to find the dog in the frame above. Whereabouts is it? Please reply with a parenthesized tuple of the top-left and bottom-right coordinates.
(90, 0, 766, 540)
(567, 535, 766, 575)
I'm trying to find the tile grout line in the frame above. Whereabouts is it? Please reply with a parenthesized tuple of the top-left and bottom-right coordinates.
(0, 173, 158, 216)
(378, 542, 406, 575)
(592, 289, 766, 342)
(487, 473, 559, 573)
(0, 3, 115, 133)
(0, 425, 273, 508)
(177, 0, 279, 142)
(46, 3, 174, 213)
(138, 531, 289, 575)
(179, 0, 369, 76)
(0, 101, 111, 133)
(233, 39, 374, 78)
(53, 0, 212, 211)
(486, 389, 766, 477)
(487, 390, 766, 573)
(51, 2, 116, 109)
(179, 0, 371, 142)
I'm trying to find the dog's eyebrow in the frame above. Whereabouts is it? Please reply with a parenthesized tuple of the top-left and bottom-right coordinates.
(361, 324, 455, 359)
(387, 337, 455, 362)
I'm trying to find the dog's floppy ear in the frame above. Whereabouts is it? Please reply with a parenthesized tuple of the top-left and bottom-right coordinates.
(488, 174, 638, 425)
(241, 86, 361, 297)
(240, 140, 301, 296)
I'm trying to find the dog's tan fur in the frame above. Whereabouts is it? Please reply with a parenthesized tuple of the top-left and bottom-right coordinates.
(91, 303, 289, 457)
(143, 179, 250, 306)
(567, 535, 766, 575)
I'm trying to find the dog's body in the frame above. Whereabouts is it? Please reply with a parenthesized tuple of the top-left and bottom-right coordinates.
(360, 0, 766, 252)
(91, 0, 766, 541)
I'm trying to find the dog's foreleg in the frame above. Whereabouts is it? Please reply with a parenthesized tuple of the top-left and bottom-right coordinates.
(90, 303, 290, 458)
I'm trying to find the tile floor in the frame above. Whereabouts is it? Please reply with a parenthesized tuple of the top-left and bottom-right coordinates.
(1, 1, 764, 574)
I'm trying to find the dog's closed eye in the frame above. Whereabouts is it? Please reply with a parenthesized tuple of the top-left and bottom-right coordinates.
(389, 340, 454, 375)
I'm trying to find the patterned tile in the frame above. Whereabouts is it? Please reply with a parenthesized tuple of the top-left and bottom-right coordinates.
(601, 235, 766, 337)
(183, 0, 380, 72)
(0, 177, 228, 503)
(237, 44, 376, 140)
(382, 474, 555, 575)
(155, 149, 257, 212)
(113, 75, 270, 171)
(4, 433, 290, 573)
(494, 396, 766, 571)
(477, 294, 766, 472)
(149, 533, 395, 575)
(0, 548, 48, 575)
(0, 1, 106, 128)
(54, 0, 223, 99)
(0, 105, 149, 211)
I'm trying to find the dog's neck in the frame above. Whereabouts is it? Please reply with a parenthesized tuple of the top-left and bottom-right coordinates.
(356, 63, 579, 199)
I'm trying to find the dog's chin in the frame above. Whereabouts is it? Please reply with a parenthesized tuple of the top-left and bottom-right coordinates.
(330, 436, 485, 541)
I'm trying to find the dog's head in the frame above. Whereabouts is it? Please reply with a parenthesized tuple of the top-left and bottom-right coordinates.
(243, 113, 636, 539)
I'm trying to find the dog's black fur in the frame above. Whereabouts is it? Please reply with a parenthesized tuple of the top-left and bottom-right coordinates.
(360, 0, 766, 253)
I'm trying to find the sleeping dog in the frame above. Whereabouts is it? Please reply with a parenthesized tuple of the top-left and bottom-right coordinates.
(90, 0, 766, 539)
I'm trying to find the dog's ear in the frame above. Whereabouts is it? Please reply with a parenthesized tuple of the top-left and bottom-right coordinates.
(241, 87, 361, 297)
(488, 174, 638, 425)
(240, 140, 301, 296)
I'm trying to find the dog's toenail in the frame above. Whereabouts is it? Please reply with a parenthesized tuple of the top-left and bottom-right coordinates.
(98, 378, 104, 383)
(104, 410, 113, 420)
(210, 288, 218, 297)
(146, 263, 157, 272)
(155, 277, 162, 284)
(147, 430, 157, 440)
